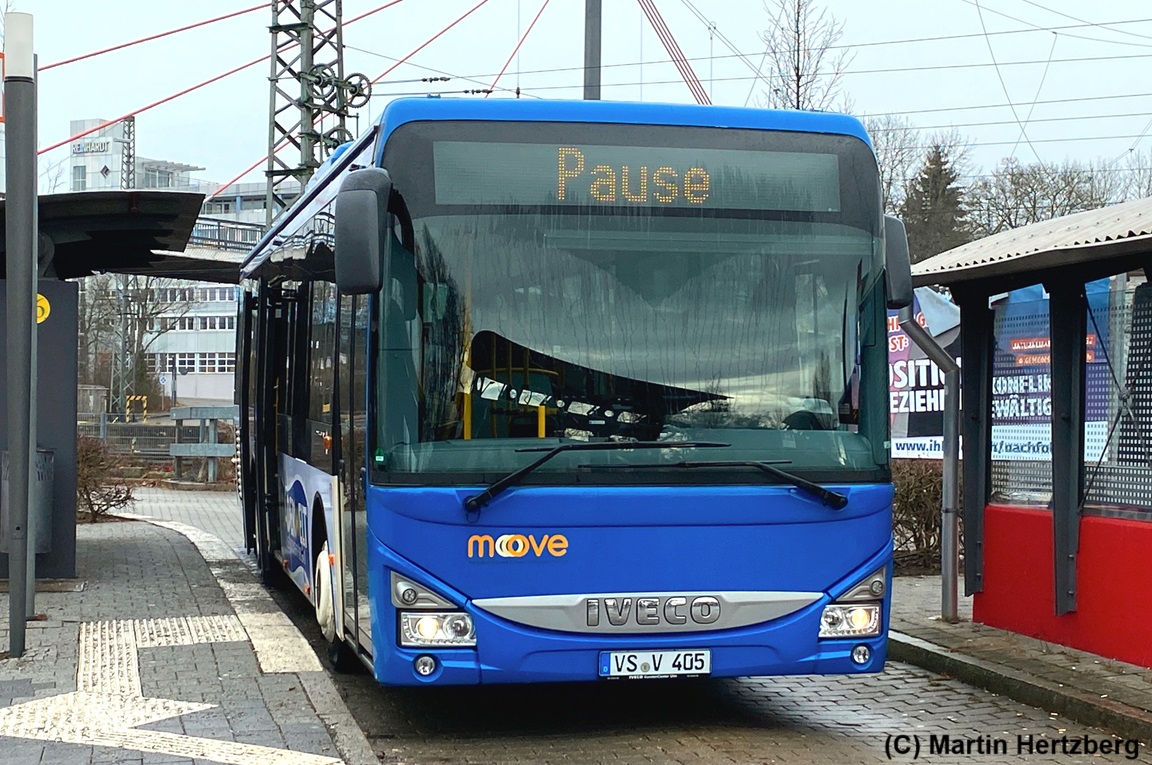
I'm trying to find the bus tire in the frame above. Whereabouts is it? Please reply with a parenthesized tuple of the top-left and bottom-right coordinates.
(314, 542, 359, 672)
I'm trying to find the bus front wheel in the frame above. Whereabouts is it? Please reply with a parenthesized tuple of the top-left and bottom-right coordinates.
(314, 543, 359, 672)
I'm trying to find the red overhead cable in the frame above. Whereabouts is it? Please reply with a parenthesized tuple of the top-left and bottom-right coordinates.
(636, 0, 711, 105)
(38, 0, 410, 158)
(42, 4, 265, 72)
(347, 0, 408, 25)
(369, 0, 493, 85)
(38, 46, 289, 155)
(210, 0, 491, 198)
(486, 0, 551, 96)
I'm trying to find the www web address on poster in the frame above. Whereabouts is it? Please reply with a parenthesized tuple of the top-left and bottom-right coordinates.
(891, 424, 1108, 460)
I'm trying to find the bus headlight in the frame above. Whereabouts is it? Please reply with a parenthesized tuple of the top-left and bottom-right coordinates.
(818, 604, 880, 638)
(400, 611, 476, 647)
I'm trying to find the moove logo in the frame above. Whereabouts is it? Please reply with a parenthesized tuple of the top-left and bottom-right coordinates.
(468, 533, 568, 559)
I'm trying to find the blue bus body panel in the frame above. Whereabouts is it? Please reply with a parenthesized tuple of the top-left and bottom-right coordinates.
(365, 483, 892, 685)
(372, 97, 873, 156)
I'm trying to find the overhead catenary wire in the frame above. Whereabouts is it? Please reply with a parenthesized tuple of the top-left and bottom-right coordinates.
(677, 0, 770, 90)
(954, 0, 1152, 49)
(1013, 0, 1152, 41)
(1009, 31, 1059, 160)
(369, 0, 493, 85)
(486, 0, 551, 96)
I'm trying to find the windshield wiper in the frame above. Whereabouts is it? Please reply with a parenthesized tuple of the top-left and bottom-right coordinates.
(462, 441, 730, 515)
(580, 460, 849, 510)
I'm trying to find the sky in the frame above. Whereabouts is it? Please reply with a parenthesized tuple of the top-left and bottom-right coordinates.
(18, 0, 1152, 192)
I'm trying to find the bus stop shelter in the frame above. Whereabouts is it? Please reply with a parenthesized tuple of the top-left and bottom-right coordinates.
(0, 190, 230, 579)
(913, 195, 1152, 668)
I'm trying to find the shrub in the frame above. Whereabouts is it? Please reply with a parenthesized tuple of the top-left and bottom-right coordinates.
(891, 459, 963, 574)
(76, 436, 135, 522)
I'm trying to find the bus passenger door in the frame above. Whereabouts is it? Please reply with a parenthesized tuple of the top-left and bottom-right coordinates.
(337, 293, 373, 656)
(252, 282, 286, 579)
(238, 288, 258, 556)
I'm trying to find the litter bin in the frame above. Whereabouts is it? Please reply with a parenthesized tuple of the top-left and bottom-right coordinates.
(1, 449, 54, 554)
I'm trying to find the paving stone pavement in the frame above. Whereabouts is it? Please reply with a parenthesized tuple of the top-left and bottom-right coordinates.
(0, 514, 374, 765)
(11, 488, 1150, 764)
(890, 576, 1152, 743)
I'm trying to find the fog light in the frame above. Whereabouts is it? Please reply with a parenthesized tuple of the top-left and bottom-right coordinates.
(869, 579, 885, 597)
(414, 655, 436, 676)
(852, 645, 871, 665)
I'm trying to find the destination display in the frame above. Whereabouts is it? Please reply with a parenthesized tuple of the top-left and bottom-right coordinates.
(432, 141, 841, 212)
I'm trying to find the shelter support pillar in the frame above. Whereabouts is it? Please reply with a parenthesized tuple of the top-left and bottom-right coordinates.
(955, 288, 994, 596)
(1046, 279, 1087, 616)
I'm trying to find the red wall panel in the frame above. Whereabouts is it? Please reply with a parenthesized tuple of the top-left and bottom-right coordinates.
(973, 504, 1152, 668)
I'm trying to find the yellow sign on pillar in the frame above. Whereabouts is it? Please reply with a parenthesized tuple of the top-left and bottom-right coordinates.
(36, 293, 50, 324)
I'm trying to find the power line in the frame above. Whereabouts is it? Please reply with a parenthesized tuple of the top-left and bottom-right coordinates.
(41, 4, 265, 71)
(873, 89, 1152, 118)
(486, 0, 551, 96)
(953, 0, 1152, 49)
(211, 0, 495, 198)
(869, 109, 1152, 134)
(678, 0, 770, 88)
(38, 1, 410, 157)
(1010, 0, 1152, 41)
(637, 0, 710, 104)
(497, 60, 1152, 95)
(362, 42, 1152, 96)
(1010, 30, 1059, 159)
(956, 0, 1038, 159)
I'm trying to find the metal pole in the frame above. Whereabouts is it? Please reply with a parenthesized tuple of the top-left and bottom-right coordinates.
(26, 53, 40, 620)
(940, 368, 961, 622)
(899, 306, 962, 623)
(5, 12, 36, 658)
(583, 0, 601, 100)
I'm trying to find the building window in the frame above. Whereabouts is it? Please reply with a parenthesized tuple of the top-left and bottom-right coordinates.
(143, 167, 172, 188)
(72, 166, 86, 191)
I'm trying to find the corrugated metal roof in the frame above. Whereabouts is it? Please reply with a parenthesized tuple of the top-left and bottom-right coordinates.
(911, 195, 1152, 288)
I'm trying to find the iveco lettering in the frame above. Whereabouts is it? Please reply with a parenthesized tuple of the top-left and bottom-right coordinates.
(238, 97, 905, 686)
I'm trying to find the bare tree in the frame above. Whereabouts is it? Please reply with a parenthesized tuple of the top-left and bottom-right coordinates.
(968, 157, 1122, 237)
(759, 0, 854, 112)
(78, 275, 196, 408)
(863, 114, 921, 214)
(1117, 149, 1152, 202)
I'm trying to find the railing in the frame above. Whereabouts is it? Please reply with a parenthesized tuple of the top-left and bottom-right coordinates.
(189, 217, 265, 253)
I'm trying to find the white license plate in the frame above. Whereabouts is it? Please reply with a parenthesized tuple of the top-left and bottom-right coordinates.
(599, 649, 711, 678)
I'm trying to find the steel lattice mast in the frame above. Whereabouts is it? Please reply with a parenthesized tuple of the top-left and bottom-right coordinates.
(264, 0, 370, 225)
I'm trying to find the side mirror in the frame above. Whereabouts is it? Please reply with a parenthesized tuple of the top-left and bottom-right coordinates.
(335, 168, 393, 294)
(884, 215, 913, 310)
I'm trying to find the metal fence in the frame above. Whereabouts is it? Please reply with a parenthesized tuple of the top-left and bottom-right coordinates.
(78, 420, 210, 463)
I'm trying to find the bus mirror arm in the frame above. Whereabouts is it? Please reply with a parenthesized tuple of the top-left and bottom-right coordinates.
(335, 168, 394, 294)
(884, 215, 913, 310)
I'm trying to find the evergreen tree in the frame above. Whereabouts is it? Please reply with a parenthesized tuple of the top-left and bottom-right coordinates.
(898, 144, 971, 263)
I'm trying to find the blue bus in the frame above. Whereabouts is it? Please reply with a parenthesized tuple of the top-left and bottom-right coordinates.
(237, 97, 912, 686)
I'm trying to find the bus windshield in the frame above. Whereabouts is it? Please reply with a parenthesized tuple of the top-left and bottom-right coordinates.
(374, 122, 886, 481)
